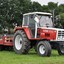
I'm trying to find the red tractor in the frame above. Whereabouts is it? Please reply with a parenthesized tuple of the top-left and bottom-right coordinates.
(13, 12, 64, 56)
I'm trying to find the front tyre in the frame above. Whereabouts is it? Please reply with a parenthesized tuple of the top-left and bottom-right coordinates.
(13, 30, 30, 54)
(37, 41, 51, 57)
(58, 43, 64, 55)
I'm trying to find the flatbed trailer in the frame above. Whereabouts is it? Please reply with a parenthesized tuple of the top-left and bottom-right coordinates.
(0, 34, 13, 46)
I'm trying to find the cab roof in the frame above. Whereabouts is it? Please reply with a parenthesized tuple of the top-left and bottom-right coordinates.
(23, 12, 52, 16)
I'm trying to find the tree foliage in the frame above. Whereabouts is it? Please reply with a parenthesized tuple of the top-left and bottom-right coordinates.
(32, 2, 42, 12)
(48, 2, 58, 10)
(0, 0, 64, 31)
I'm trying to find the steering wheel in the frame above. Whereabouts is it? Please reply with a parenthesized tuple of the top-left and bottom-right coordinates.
(46, 23, 49, 27)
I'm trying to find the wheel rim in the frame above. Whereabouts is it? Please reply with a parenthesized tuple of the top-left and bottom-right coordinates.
(61, 45, 64, 53)
(61, 50, 64, 53)
(39, 45, 46, 55)
(15, 35, 22, 50)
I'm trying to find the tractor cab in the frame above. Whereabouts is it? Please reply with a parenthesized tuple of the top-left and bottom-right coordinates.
(22, 12, 53, 38)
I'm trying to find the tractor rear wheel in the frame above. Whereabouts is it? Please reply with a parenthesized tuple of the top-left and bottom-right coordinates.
(13, 30, 30, 54)
(37, 41, 51, 57)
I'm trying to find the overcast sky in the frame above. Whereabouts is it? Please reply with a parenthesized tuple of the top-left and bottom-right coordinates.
(31, 0, 64, 5)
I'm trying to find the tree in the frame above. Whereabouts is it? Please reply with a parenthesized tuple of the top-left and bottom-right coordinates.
(0, 0, 64, 31)
(42, 5, 49, 12)
(32, 2, 42, 12)
(0, 0, 32, 29)
(48, 2, 58, 10)
(48, 2, 59, 16)
(58, 4, 64, 13)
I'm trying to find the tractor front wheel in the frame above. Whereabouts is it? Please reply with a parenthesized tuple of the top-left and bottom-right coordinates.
(13, 30, 30, 54)
(37, 41, 51, 57)
(58, 43, 64, 55)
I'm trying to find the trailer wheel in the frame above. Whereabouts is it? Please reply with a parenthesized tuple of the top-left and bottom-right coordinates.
(0, 45, 3, 51)
(58, 43, 64, 55)
(13, 30, 30, 54)
(37, 41, 51, 57)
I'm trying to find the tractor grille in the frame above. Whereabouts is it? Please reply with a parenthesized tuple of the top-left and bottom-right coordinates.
(58, 31, 64, 36)
(57, 31, 64, 40)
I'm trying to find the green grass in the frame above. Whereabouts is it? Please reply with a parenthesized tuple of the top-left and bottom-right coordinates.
(0, 49, 64, 64)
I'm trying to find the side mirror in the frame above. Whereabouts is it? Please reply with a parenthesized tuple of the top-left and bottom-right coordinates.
(34, 16, 39, 23)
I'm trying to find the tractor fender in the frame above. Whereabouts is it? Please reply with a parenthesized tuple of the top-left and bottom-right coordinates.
(14, 26, 31, 39)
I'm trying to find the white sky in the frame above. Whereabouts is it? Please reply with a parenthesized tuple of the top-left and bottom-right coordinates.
(31, 0, 64, 5)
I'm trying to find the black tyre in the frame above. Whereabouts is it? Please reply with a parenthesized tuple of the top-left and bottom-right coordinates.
(58, 43, 64, 55)
(37, 41, 51, 57)
(13, 30, 30, 54)
(34, 45, 37, 52)
(0, 45, 3, 51)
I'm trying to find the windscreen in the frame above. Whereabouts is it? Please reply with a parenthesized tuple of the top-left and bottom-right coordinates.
(36, 14, 53, 27)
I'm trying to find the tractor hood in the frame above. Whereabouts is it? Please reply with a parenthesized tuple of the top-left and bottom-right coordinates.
(40, 27, 64, 31)
(39, 27, 64, 41)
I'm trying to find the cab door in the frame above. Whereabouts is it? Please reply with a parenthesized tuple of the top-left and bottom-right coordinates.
(28, 14, 36, 38)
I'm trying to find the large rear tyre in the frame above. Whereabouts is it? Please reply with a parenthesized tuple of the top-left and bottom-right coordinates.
(58, 43, 64, 55)
(13, 30, 30, 54)
(37, 41, 51, 57)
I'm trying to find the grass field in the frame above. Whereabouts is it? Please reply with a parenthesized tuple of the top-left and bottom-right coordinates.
(0, 49, 64, 64)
